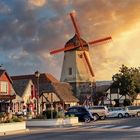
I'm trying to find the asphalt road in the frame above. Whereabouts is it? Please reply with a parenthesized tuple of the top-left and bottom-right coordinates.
(1, 117, 140, 140)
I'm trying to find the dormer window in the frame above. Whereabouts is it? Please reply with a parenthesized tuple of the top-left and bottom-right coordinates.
(0, 81, 8, 94)
(68, 67, 72, 75)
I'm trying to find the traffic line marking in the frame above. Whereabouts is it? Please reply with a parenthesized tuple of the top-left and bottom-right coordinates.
(97, 125, 115, 128)
(111, 125, 131, 129)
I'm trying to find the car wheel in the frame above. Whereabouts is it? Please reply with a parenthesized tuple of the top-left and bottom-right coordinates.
(93, 114, 99, 121)
(84, 116, 91, 123)
(125, 113, 129, 118)
(137, 112, 140, 117)
(118, 113, 123, 118)
(100, 116, 106, 120)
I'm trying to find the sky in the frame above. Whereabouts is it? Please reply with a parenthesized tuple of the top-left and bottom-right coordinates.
(0, 0, 140, 81)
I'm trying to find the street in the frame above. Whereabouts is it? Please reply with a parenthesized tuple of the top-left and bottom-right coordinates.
(1, 117, 140, 140)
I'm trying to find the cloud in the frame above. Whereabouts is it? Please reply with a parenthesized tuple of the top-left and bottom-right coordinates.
(0, 0, 140, 80)
(28, 0, 47, 9)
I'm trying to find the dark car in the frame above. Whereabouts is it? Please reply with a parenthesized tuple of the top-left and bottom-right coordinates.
(65, 106, 93, 123)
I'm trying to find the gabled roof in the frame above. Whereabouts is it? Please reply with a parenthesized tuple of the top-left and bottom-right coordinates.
(95, 81, 113, 92)
(11, 73, 59, 84)
(12, 79, 31, 97)
(0, 69, 13, 83)
(0, 69, 4, 76)
(52, 82, 79, 102)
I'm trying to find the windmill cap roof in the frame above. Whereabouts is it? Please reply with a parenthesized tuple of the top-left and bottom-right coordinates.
(65, 34, 89, 51)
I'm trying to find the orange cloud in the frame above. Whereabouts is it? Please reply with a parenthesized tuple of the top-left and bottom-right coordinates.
(28, 0, 47, 8)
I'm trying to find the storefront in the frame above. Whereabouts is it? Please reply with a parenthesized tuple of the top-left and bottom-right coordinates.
(0, 95, 16, 112)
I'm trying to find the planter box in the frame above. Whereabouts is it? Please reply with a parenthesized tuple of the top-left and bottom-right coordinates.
(64, 117, 78, 125)
(27, 117, 79, 127)
(0, 122, 26, 133)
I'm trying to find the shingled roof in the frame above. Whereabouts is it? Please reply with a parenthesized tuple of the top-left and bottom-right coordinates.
(52, 82, 79, 102)
(12, 73, 59, 84)
(95, 81, 113, 92)
(12, 79, 31, 97)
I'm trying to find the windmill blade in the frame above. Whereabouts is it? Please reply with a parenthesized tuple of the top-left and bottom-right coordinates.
(70, 12, 81, 38)
(70, 12, 84, 50)
(88, 36, 112, 46)
(50, 44, 79, 55)
(83, 51, 95, 77)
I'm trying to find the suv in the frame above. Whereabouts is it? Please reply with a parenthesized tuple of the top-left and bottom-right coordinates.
(65, 106, 94, 123)
(88, 106, 108, 120)
(125, 106, 140, 117)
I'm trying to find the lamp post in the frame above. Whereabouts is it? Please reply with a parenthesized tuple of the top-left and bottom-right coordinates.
(89, 82, 93, 106)
(35, 71, 40, 116)
(50, 93, 53, 119)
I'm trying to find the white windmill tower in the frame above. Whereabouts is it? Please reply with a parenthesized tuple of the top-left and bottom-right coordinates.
(50, 12, 112, 104)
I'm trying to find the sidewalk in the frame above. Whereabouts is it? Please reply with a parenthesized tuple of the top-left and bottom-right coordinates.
(0, 129, 29, 136)
(0, 122, 83, 136)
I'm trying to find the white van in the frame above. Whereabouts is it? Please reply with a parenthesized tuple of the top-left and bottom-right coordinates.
(88, 106, 109, 120)
(125, 106, 140, 117)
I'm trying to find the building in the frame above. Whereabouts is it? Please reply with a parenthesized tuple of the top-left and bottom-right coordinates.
(12, 73, 79, 114)
(12, 79, 36, 116)
(0, 69, 16, 112)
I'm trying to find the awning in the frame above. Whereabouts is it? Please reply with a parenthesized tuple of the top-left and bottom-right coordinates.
(0, 95, 16, 100)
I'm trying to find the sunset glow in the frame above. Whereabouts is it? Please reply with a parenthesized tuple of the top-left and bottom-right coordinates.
(0, 0, 140, 81)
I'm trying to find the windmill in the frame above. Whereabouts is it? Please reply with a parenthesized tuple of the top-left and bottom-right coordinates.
(50, 12, 112, 103)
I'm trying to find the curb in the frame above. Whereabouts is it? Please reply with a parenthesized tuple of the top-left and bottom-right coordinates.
(0, 129, 29, 136)
(27, 123, 83, 129)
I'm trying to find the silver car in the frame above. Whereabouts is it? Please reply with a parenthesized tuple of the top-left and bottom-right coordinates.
(107, 107, 127, 118)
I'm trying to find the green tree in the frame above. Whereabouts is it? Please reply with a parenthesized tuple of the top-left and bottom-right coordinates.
(112, 65, 140, 102)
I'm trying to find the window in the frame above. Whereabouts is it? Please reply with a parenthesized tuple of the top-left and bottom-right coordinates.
(68, 108, 78, 113)
(78, 108, 86, 113)
(68, 67, 72, 75)
(0, 81, 8, 93)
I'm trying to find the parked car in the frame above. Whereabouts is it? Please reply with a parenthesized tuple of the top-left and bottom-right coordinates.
(125, 106, 140, 117)
(65, 106, 94, 123)
(107, 107, 127, 118)
(87, 106, 108, 120)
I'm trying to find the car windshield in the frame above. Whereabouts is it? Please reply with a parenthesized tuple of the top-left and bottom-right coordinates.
(127, 106, 140, 110)
(89, 106, 105, 110)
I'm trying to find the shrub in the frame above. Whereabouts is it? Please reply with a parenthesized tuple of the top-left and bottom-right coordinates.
(123, 99, 131, 106)
(114, 99, 120, 107)
(43, 110, 57, 119)
(57, 111, 64, 118)
(35, 115, 47, 119)
(12, 116, 24, 122)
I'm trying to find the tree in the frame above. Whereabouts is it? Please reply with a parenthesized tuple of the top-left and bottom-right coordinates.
(93, 92, 108, 105)
(112, 65, 140, 103)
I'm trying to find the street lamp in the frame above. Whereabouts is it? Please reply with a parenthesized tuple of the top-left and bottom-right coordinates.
(89, 82, 93, 106)
(35, 71, 40, 116)
(50, 93, 53, 119)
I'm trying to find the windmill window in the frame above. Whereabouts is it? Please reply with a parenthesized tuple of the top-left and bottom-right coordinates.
(68, 67, 72, 75)
(79, 54, 83, 58)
